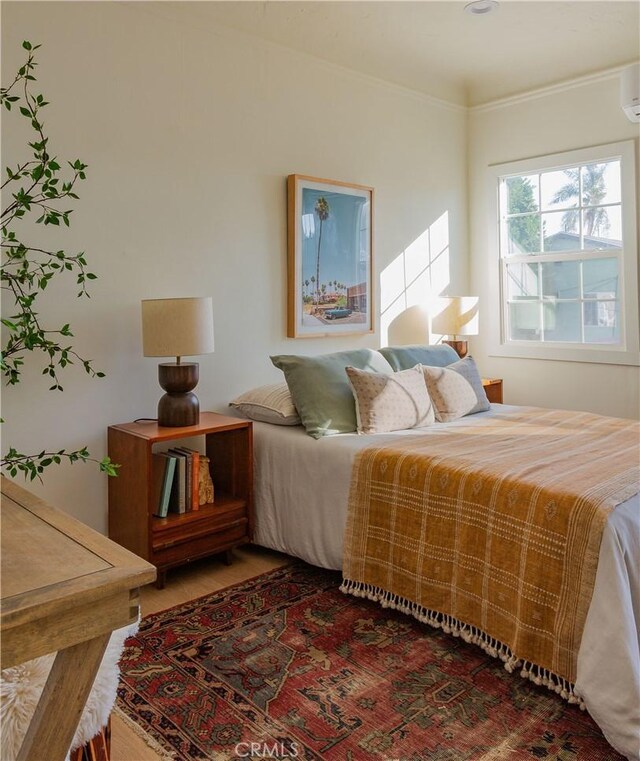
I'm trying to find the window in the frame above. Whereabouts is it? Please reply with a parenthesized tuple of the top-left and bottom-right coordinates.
(488, 142, 638, 365)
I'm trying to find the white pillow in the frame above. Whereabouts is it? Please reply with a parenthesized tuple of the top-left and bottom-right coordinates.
(444, 356, 490, 414)
(346, 365, 435, 434)
(421, 364, 477, 422)
(229, 383, 301, 426)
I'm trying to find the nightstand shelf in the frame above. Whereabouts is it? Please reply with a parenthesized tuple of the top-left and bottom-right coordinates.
(151, 494, 244, 530)
(108, 412, 253, 588)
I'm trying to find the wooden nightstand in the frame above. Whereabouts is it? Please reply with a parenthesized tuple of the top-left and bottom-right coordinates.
(108, 413, 253, 588)
(482, 378, 503, 404)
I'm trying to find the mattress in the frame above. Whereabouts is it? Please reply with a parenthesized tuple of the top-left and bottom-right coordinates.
(251, 406, 640, 760)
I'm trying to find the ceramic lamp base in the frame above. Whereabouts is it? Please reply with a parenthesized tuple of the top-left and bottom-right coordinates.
(157, 362, 200, 427)
(443, 339, 468, 359)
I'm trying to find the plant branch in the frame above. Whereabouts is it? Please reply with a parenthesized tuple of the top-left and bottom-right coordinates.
(2, 447, 119, 481)
(1, 40, 113, 479)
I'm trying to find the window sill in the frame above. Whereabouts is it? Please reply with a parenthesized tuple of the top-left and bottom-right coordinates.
(489, 342, 639, 366)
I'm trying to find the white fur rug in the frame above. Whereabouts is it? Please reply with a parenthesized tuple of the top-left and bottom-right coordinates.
(0, 622, 137, 761)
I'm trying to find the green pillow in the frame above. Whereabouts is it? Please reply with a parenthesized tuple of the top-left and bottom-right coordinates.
(378, 344, 459, 371)
(271, 349, 393, 438)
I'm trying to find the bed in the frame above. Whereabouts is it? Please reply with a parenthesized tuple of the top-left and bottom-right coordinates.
(250, 409, 640, 760)
(233, 345, 639, 759)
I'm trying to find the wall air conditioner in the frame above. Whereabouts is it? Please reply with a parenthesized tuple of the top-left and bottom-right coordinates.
(620, 63, 640, 123)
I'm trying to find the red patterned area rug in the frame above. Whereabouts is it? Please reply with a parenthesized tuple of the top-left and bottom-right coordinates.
(117, 563, 621, 760)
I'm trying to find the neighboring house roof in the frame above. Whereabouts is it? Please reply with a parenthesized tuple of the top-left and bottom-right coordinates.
(543, 232, 620, 252)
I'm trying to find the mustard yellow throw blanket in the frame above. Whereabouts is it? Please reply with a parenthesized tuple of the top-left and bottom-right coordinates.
(341, 407, 639, 699)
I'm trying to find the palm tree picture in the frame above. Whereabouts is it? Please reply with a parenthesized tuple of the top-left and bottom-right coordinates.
(287, 174, 373, 337)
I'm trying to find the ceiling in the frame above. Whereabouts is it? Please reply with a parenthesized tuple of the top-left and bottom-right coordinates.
(157, 1, 640, 107)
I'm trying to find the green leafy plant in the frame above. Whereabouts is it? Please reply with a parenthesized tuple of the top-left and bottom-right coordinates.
(1, 40, 117, 480)
(505, 175, 540, 253)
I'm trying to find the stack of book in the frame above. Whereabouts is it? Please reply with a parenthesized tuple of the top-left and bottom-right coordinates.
(152, 448, 206, 517)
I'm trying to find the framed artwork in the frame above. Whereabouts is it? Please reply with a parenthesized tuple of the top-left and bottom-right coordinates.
(287, 174, 374, 338)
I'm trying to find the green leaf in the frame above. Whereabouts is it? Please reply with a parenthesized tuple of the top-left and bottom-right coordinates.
(22, 41, 32, 50)
(100, 457, 120, 477)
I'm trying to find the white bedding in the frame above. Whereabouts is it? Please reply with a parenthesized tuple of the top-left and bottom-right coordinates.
(251, 406, 640, 760)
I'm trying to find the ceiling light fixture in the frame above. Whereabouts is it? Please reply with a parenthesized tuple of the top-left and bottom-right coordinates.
(464, 0, 499, 15)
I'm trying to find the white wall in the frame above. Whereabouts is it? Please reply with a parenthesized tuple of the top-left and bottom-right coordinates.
(469, 77, 640, 419)
(1, 2, 468, 530)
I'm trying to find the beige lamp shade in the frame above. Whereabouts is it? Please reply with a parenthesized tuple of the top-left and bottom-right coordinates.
(431, 296, 479, 337)
(141, 297, 214, 358)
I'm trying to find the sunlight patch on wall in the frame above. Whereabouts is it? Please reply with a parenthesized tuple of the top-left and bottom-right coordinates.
(380, 211, 451, 346)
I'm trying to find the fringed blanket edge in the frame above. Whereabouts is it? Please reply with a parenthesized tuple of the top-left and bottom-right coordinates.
(340, 577, 586, 709)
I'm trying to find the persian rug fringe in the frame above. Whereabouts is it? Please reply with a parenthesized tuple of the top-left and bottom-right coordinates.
(112, 705, 176, 760)
(340, 577, 586, 709)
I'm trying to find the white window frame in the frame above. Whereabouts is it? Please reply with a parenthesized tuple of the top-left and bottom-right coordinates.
(487, 141, 639, 366)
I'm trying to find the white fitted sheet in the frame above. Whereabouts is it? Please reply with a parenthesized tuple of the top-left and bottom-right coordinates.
(251, 407, 639, 760)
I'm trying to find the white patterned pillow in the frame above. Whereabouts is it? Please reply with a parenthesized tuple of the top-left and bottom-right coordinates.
(445, 356, 490, 414)
(229, 383, 301, 426)
(346, 365, 435, 434)
(421, 364, 477, 422)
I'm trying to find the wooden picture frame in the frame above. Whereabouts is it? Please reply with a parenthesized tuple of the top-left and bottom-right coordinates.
(287, 174, 374, 338)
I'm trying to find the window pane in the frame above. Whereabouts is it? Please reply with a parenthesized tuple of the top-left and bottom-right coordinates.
(497, 145, 629, 355)
(542, 209, 580, 251)
(507, 216, 540, 254)
(583, 301, 620, 344)
(583, 205, 621, 247)
(581, 161, 621, 207)
(543, 301, 581, 342)
(541, 168, 579, 211)
(541, 260, 580, 299)
(506, 174, 539, 215)
(583, 258, 619, 299)
(509, 302, 540, 340)
(506, 262, 539, 299)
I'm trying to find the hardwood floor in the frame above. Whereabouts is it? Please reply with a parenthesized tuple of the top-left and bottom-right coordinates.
(111, 545, 291, 761)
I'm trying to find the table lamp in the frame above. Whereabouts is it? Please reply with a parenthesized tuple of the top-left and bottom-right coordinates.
(431, 296, 479, 358)
(141, 297, 214, 427)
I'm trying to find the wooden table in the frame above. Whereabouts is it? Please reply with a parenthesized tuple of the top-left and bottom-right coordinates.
(1, 478, 156, 761)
